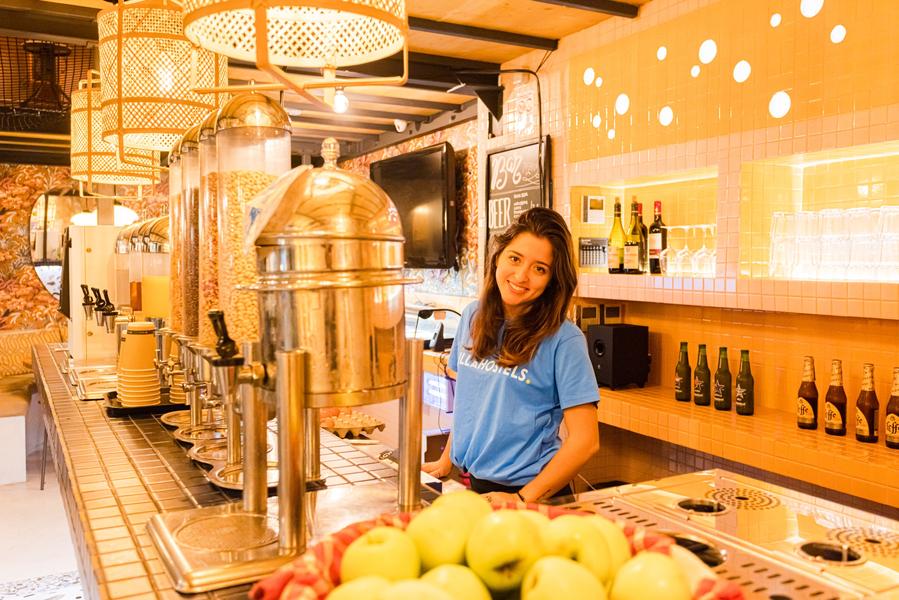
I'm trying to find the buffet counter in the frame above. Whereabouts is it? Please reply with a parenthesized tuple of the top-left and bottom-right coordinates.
(31, 342, 411, 600)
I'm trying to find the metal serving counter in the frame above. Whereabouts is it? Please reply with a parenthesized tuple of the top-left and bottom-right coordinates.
(32, 342, 412, 600)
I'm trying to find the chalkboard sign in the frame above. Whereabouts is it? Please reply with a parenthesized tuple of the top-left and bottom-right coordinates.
(486, 136, 551, 239)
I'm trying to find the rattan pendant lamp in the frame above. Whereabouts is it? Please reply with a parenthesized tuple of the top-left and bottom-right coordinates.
(181, 0, 409, 108)
(70, 70, 160, 192)
(96, 0, 228, 153)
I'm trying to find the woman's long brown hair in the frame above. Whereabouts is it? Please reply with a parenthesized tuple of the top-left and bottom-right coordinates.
(469, 207, 578, 367)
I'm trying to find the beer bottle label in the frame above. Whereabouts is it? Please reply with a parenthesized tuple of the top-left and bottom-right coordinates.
(735, 384, 747, 406)
(714, 381, 725, 401)
(886, 413, 899, 443)
(825, 401, 842, 428)
(855, 408, 878, 437)
(694, 376, 705, 396)
(797, 397, 815, 425)
(674, 375, 686, 394)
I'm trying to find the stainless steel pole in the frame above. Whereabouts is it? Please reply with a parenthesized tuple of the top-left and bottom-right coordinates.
(398, 339, 423, 512)
(276, 349, 307, 552)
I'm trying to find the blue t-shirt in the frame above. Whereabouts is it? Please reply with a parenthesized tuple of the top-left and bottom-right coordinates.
(448, 301, 599, 486)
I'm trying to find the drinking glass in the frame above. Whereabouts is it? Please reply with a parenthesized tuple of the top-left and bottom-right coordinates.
(691, 225, 715, 277)
(849, 234, 880, 281)
(661, 226, 686, 276)
(769, 212, 797, 278)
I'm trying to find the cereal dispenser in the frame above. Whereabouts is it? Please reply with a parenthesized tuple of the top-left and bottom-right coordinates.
(215, 93, 291, 346)
(140, 216, 170, 324)
(148, 140, 424, 594)
(179, 123, 202, 338)
(197, 109, 220, 350)
(127, 220, 148, 313)
(167, 144, 184, 335)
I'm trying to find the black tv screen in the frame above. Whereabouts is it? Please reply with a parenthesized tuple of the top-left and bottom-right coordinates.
(370, 142, 457, 269)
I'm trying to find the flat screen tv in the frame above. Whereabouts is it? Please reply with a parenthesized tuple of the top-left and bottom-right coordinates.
(370, 142, 457, 269)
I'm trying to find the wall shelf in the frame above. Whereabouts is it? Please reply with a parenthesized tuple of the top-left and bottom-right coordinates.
(596, 386, 898, 508)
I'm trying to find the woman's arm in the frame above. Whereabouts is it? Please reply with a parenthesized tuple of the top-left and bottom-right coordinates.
(517, 403, 599, 502)
(422, 430, 453, 477)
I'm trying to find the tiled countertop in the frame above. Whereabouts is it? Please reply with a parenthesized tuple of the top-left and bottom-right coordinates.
(597, 386, 899, 509)
(31, 343, 406, 600)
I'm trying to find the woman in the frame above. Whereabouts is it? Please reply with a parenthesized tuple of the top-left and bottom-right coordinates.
(423, 207, 600, 503)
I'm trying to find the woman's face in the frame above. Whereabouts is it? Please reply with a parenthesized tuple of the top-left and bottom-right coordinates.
(495, 232, 553, 317)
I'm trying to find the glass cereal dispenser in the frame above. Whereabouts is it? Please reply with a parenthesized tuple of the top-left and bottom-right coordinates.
(128, 220, 152, 314)
(198, 109, 220, 349)
(167, 143, 183, 334)
(179, 122, 203, 338)
(215, 93, 291, 345)
(141, 216, 170, 323)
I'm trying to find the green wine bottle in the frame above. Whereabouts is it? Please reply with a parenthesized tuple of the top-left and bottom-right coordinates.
(675, 341, 691, 402)
(735, 350, 754, 416)
(693, 344, 711, 406)
(713, 347, 732, 411)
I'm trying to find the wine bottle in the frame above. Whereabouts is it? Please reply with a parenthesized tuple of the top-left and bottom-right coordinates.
(637, 202, 648, 272)
(624, 200, 642, 274)
(855, 362, 879, 443)
(694, 344, 711, 406)
(735, 350, 754, 415)
(797, 356, 819, 430)
(824, 359, 848, 436)
(713, 347, 732, 411)
(674, 341, 691, 402)
(648, 200, 667, 274)
(886, 367, 899, 449)
(608, 198, 625, 274)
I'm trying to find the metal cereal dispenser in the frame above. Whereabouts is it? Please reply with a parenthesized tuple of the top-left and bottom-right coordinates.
(148, 139, 425, 594)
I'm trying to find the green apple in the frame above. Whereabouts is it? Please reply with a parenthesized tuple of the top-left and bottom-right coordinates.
(583, 515, 631, 577)
(375, 580, 454, 600)
(465, 509, 545, 592)
(541, 514, 613, 587)
(610, 551, 691, 600)
(522, 556, 607, 600)
(421, 564, 491, 600)
(407, 504, 472, 570)
(327, 575, 390, 600)
(339, 526, 420, 583)
(518, 509, 551, 535)
(432, 489, 492, 525)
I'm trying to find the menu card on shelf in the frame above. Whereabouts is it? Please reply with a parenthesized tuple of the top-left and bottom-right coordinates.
(486, 136, 551, 240)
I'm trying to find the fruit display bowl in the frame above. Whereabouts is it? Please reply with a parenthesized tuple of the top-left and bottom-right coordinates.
(249, 501, 744, 600)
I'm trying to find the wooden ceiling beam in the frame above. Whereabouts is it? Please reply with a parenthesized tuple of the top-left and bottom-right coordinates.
(531, 0, 639, 18)
(408, 17, 557, 51)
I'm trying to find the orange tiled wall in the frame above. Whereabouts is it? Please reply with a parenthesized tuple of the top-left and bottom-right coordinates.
(613, 300, 899, 413)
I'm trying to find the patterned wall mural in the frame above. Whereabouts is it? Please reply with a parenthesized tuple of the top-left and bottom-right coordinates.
(340, 120, 480, 297)
(0, 163, 168, 331)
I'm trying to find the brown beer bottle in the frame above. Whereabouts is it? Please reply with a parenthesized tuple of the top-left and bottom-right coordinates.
(824, 359, 848, 436)
(885, 367, 899, 450)
(855, 363, 879, 443)
(797, 356, 818, 430)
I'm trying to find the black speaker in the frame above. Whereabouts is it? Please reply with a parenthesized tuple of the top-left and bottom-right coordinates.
(586, 324, 650, 389)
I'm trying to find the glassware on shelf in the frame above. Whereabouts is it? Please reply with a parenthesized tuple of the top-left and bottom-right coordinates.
(690, 225, 717, 277)
(661, 225, 686, 276)
(660, 225, 716, 277)
(769, 211, 797, 279)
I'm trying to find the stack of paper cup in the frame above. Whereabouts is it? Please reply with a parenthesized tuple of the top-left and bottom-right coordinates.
(117, 322, 161, 407)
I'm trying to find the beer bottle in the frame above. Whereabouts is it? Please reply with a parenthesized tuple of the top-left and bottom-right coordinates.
(675, 341, 691, 402)
(694, 344, 711, 406)
(824, 359, 848, 436)
(855, 363, 879, 443)
(884, 367, 899, 449)
(797, 356, 819, 430)
(713, 347, 732, 411)
(735, 350, 754, 415)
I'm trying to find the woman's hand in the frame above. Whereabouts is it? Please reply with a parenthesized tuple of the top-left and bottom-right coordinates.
(422, 456, 453, 478)
(482, 491, 521, 504)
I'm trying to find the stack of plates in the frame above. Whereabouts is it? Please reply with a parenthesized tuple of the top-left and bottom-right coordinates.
(168, 371, 187, 404)
(117, 368, 161, 407)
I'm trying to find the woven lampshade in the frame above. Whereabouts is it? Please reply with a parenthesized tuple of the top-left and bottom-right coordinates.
(97, 0, 228, 152)
(182, 0, 406, 69)
(70, 76, 159, 186)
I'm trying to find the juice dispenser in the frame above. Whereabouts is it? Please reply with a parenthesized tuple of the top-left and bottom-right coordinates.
(141, 215, 170, 323)
(114, 223, 135, 308)
(215, 93, 291, 345)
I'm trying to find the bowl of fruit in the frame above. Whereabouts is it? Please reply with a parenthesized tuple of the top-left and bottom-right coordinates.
(250, 490, 743, 600)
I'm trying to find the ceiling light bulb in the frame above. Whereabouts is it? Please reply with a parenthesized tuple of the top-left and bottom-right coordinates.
(394, 118, 408, 133)
(333, 89, 349, 113)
